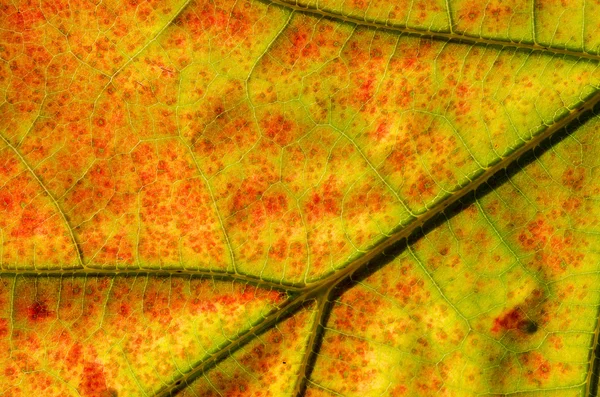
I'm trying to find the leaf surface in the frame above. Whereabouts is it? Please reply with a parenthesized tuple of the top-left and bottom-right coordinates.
(308, 113, 600, 396)
(1, 0, 600, 395)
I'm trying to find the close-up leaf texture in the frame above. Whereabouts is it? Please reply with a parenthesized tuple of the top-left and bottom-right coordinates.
(2, 0, 600, 395)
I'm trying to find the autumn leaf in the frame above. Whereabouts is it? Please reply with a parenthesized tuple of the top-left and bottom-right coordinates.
(1, 0, 600, 395)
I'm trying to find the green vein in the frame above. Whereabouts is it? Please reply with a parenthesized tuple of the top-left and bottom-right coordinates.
(0, 134, 85, 269)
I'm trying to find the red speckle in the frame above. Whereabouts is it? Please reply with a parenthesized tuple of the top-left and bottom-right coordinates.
(79, 361, 111, 397)
(67, 343, 84, 368)
(456, 84, 470, 98)
(0, 191, 14, 211)
(264, 192, 288, 216)
(562, 167, 585, 191)
(281, 23, 321, 63)
(520, 352, 553, 385)
(119, 304, 130, 317)
(372, 121, 391, 141)
(27, 301, 51, 322)
(462, 7, 481, 22)
(231, 182, 260, 213)
(0, 318, 8, 337)
(291, 29, 318, 59)
(261, 114, 296, 146)
(11, 208, 43, 238)
(269, 238, 288, 261)
(351, 0, 367, 9)
(517, 216, 584, 274)
(356, 74, 377, 104)
(306, 176, 342, 221)
(4, 366, 16, 380)
(191, 298, 217, 313)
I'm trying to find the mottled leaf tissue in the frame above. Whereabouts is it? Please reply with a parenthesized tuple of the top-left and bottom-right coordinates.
(1, 0, 600, 395)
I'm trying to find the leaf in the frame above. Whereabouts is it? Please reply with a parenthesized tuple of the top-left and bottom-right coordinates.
(1, 0, 600, 395)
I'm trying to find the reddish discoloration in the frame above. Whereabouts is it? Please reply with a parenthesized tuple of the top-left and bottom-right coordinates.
(230, 174, 272, 214)
(562, 167, 585, 191)
(390, 385, 408, 396)
(305, 176, 343, 222)
(320, 335, 379, 386)
(11, 208, 45, 238)
(27, 301, 51, 322)
(184, 307, 312, 396)
(268, 238, 288, 261)
(260, 113, 298, 146)
(379, 116, 461, 204)
(66, 342, 84, 369)
(356, 74, 378, 104)
(0, 318, 9, 337)
(517, 216, 584, 275)
(491, 307, 537, 334)
(180, 5, 250, 41)
(289, 27, 319, 60)
(462, 7, 481, 22)
(519, 352, 553, 385)
(454, 0, 526, 37)
(119, 303, 131, 317)
(0, 147, 80, 266)
(79, 361, 111, 397)
(263, 192, 288, 216)
(0, 276, 288, 394)
(266, 15, 341, 71)
(371, 121, 391, 141)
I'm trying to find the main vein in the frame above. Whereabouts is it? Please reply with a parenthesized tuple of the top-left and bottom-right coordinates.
(152, 91, 600, 395)
(261, 0, 600, 62)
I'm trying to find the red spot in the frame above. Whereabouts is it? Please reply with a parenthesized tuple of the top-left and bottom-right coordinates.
(462, 7, 481, 22)
(408, 173, 436, 199)
(306, 176, 342, 221)
(269, 238, 288, 261)
(517, 216, 583, 274)
(489, 7, 502, 20)
(0, 191, 14, 211)
(261, 114, 296, 146)
(357, 75, 377, 104)
(79, 361, 111, 397)
(119, 304, 130, 317)
(264, 193, 288, 216)
(520, 352, 553, 384)
(0, 318, 8, 337)
(11, 208, 43, 238)
(351, 0, 367, 8)
(402, 56, 417, 69)
(67, 343, 84, 368)
(456, 84, 470, 98)
(284, 25, 320, 62)
(231, 184, 260, 213)
(271, 290, 288, 302)
(372, 121, 390, 141)
(491, 307, 536, 334)
(191, 298, 217, 313)
(4, 366, 16, 380)
(562, 167, 585, 191)
(27, 301, 51, 322)
(291, 31, 309, 48)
